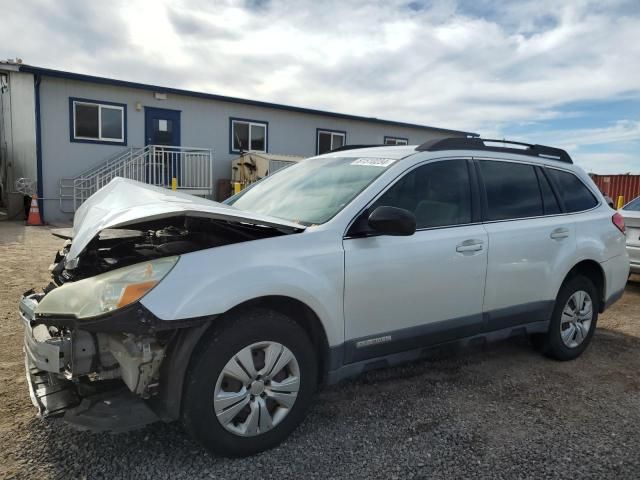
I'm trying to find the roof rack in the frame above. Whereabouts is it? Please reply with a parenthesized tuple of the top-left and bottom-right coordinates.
(329, 144, 387, 153)
(415, 137, 573, 164)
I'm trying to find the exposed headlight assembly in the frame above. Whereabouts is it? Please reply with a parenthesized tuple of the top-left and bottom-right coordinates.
(36, 256, 178, 319)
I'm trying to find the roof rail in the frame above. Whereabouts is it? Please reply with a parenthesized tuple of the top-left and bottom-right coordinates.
(415, 137, 573, 164)
(329, 144, 387, 153)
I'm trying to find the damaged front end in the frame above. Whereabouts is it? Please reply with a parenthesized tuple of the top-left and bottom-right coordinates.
(20, 178, 305, 431)
(22, 292, 168, 432)
(20, 180, 304, 432)
(20, 227, 189, 432)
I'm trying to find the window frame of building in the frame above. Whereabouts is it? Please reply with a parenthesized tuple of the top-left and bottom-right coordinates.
(316, 128, 347, 155)
(383, 136, 409, 146)
(69, 97, 127, 145)
(229, 118, 269, 154)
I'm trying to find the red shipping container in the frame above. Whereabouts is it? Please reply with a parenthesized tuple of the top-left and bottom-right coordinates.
(590, 174, 640, 206)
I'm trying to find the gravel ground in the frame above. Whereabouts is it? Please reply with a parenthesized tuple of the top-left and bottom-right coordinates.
(1, 222, 640, 479)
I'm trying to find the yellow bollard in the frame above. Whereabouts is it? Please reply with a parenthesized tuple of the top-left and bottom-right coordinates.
(233, 182, 242, 194)
(616, 195, 624, 209)
(171, 177, 177, 191)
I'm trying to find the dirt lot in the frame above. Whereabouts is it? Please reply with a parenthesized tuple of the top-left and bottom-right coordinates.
(1, 222, 640, 479)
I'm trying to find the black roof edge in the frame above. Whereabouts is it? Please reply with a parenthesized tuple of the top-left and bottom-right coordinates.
(17, 64, 478, 137)
(416, 137, 573, 164)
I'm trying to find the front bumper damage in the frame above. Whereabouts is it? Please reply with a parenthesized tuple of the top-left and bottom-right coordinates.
(21, 294, 163, 432)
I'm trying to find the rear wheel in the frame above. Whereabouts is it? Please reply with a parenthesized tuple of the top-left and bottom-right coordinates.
(539, 275, 599, 360)
(182, 308, 316, 457)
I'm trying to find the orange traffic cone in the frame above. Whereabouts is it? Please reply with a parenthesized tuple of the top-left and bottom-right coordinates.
(26, 194, 43, 226)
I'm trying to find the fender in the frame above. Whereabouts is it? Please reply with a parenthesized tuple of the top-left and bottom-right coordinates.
(141, 229, 345, 348)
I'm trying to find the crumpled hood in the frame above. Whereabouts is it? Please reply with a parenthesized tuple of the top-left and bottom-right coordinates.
(66, 177, 305, 264)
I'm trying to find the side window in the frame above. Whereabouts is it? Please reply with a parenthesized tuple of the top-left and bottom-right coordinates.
(479, 161, 543, 221)
(536, 168, 561, 215)
(546, 168, 598, 212)
(372, 159, 472, 229)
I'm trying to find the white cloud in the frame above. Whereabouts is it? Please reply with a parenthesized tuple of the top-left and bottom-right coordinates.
(1, 0, 639, 168)
(508, 120, 640, 173)
(573, 152, 640, 175)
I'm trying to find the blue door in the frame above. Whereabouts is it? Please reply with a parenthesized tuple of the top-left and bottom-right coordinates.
(144, 107, 181, 185)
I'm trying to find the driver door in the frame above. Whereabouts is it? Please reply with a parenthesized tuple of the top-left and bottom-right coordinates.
(342, 159, 488, 363)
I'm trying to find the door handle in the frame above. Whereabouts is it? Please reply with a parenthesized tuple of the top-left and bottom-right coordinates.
(550, 228, 570, 240)
(456, 240, 484, 253)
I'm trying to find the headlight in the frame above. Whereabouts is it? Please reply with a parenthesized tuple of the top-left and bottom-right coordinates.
(36, 256, 179, 319)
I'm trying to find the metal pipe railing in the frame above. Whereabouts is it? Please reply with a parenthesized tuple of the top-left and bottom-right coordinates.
(63, 145, 213, 211)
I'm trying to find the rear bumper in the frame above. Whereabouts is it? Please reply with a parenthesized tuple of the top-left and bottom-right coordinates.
(626, 245, 640, 273)
(601, 254, 630, 311)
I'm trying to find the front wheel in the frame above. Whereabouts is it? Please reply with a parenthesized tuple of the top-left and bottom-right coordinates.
(182, 308, 317, 457)
(539, 275, 599, 361)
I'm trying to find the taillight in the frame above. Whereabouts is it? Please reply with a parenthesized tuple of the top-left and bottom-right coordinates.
(612, 212, 626, 234)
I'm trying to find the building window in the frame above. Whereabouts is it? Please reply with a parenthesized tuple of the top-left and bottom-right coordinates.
(384, 136, 409, 145)
(70, 98, 126, 144)
(230, 118, 268, 153)
(317, 129, 346, 155)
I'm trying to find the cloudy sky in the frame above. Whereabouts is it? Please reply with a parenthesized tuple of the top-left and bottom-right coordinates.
(2, 0, 639, 173)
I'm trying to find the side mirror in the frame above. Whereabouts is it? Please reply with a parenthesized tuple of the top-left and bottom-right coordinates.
(368, 206, 416, 236)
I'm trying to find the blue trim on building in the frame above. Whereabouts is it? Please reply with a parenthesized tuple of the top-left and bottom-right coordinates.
(68, 97, 128, 146)
(383, 135, 409, 145)
(316, 128, 347, 155)
(34, 75, 44, 219)
(20, 64, 478, 137)
(229, 117, 269, 154)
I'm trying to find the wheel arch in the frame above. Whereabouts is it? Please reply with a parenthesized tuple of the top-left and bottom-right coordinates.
(154, 295, 331, 422)
(225, 295, 332, 386)
(559, 259, 606, 312)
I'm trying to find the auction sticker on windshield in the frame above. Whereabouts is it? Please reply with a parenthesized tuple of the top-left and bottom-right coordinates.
(351, 158, 397, 167)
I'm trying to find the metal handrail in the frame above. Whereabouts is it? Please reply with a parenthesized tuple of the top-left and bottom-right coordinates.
(59, 145, 213, 212)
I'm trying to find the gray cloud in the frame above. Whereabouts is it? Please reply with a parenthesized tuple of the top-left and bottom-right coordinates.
(1, 0, 639, 168)
(167, 8, 241, 39)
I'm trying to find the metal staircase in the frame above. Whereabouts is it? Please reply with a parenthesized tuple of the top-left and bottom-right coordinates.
(59, 145, 213, 213)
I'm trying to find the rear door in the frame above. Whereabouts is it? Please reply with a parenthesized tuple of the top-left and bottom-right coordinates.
(343, 158, 488, 363)
(478, 159, 576, 330)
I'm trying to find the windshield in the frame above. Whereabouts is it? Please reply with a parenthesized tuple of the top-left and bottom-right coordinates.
(227, 156, 397, 225)
(623, 197, 640, 211)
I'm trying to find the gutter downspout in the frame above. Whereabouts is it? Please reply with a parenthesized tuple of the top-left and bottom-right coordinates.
(34, 73, 44, 221)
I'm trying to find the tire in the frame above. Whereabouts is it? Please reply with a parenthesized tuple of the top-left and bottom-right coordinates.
(182, 307, 317, 457)
(539, 275, 599, 361)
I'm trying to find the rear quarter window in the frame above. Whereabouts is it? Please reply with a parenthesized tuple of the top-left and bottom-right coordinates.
(546, 169, 598, 212)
